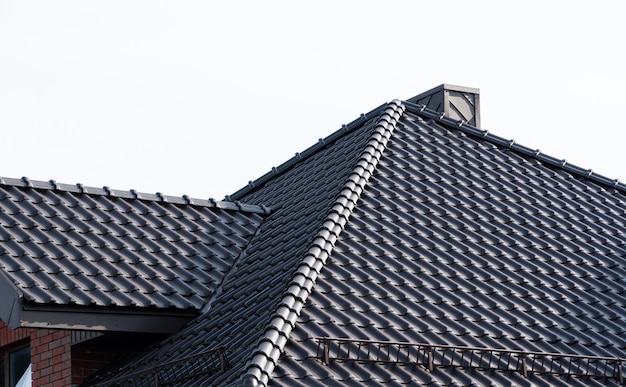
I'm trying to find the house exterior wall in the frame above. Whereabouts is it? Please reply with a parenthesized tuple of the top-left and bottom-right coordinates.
(32, 328, 72, 386)
(1, 320, 111, 386)
(0, 320, 31, 348)
(1, 320, 73, 386)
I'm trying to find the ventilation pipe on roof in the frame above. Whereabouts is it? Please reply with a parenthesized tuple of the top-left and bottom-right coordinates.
(407, 84, 481, 128)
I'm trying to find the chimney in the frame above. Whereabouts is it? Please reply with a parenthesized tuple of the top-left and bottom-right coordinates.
(407, 84, 481, 128)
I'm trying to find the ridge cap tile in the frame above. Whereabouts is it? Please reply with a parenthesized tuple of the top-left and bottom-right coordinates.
(0, 175, 268, 214)
(237, 100, 406, 386)
(0, 178, 268, 330)
(404, 101, 626, 195)
(79, 90, 626, 387)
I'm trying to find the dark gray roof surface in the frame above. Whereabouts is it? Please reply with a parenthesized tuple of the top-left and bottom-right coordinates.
(85, 91, 626, 386)
(0, 178, 267, 328)
(272, 105, 626, 386)
(84, 102, 402, 385)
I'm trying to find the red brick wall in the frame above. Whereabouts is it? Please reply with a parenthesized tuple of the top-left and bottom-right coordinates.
(31, 328, 72, 387)
(1, 321, 74, 387)
(0, 320, 31, 347)
(2, 321, 156, 386)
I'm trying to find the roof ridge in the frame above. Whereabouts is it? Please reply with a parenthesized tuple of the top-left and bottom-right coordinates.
(228, 103, 390, 201)
(237, 100, 407, 386)
(404, 101, 626, 195)
(0, 176, 270, 215)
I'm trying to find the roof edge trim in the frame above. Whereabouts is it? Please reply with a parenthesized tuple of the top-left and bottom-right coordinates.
(405, 102, 626, 195)
(18, 305, 195, 333)
(228, 103, 390, 200)
(237, 100, 407, 386)
(0, 176, 270, 214)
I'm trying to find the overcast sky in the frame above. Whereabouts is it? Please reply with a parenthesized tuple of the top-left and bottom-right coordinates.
(1, 1, 624, 200)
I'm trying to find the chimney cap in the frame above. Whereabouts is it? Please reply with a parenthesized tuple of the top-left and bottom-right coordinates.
(407, 84, 481, 128)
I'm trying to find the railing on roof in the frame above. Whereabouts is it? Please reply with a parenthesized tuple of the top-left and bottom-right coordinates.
(89, 346, 229, 387)
(316, 337, 624, 384)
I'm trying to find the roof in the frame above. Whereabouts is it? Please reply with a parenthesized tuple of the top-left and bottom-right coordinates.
(272, 103, 626, 386)
(0, 177, 268, 332)
(28, 85, 626, 386)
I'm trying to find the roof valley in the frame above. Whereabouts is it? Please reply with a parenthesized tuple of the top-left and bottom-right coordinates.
(200, 213, 271, 314)
(238, 100, 407, 386)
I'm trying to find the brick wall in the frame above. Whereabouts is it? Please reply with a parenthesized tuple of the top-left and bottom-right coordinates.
(0, 320, 31, 347)
(1, 321, 74, 387)
(31, 328, 72, 387)
(2, 321, 160, 386)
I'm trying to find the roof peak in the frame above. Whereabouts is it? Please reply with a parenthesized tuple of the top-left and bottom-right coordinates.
(0, 176, 270, 214)
(238, 100, 407, 386)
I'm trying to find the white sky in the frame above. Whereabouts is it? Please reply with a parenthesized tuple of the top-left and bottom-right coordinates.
(1, 1, 624, 199)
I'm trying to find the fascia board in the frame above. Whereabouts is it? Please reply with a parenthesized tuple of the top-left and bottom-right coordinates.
(19, 306, 196, 333)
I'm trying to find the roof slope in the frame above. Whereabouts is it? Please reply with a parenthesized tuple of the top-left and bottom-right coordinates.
(84, 102, 406, 385)
(86, 92, 626, 386)
(0, 178, 267, 330)
(272, 104, 626, 386)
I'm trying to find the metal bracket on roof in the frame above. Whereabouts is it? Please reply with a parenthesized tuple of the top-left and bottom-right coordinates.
(89, 346, 229, 386)
(315, 338, 626, 383)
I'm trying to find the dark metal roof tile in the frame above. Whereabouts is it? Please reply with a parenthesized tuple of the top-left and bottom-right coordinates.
(0, 181, 266, 317)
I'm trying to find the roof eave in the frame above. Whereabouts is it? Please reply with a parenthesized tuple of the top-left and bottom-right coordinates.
(16, 304, 197, 333)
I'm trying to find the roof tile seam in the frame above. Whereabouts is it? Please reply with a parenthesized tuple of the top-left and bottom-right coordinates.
(0, 176, 270, 214)
(404, 101, 626, 194)
(236, 100, 407, 387)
